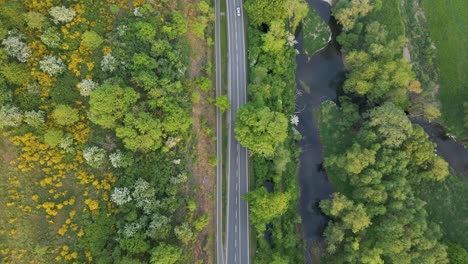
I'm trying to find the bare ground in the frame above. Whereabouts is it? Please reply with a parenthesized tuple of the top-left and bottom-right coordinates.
(183, 0, 216, 263)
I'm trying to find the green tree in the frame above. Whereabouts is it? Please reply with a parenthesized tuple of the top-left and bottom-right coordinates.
(214, 95, 231, 113)
(43, 129, 63, 147)
(25, 11, 48, 31)
(1, 62, 28, 85)
(332, 0, 375, 31)
(261, 20, 287, 54)
(245, 187, 290, 231)
(116, 112, 163, 152)
(235, 103, 288, 157)
(81, 30, 104, 50)
(447, 243, 468, 264)
(367, 102, 413, 148)
(150, 243, 183, 264)
(89, 83, 140, 129)
(52, 104, 79, 126)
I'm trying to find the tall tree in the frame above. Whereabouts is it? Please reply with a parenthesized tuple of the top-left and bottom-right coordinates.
(89, 83, 140, 129)
(235, 103, 288, 157)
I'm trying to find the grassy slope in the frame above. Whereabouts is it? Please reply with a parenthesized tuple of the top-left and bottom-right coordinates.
(417, 173, 468, 248)
(421, 0, 468, 139)
(368, 0, 404, 40)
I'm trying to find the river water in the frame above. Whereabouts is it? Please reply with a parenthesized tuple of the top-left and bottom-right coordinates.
(294, 0, 343, 262)
(294, 0, 468, 263)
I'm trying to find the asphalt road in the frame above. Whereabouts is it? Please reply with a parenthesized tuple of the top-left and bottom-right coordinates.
(224, 0, 249, 263)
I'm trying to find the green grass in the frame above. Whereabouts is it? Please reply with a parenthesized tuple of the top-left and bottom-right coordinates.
(417, 173, 468, 248)
(302, 8, 330, 57)
(421, 0, 468, 140)
(368, 0, 405, 40)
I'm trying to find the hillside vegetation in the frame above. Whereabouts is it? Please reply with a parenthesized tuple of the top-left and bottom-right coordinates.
(0, 0, 215, 263)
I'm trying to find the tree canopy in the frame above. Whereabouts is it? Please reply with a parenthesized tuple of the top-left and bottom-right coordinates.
(235, 103, 288, 157)
(89, 83, 140, 129)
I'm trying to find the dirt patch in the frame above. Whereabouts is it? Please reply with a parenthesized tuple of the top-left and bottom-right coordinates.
(183, 0, 216, 263)
(0, 136, 17, 164)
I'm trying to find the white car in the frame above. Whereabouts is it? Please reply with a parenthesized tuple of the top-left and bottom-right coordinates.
(236, 7, 241, 17)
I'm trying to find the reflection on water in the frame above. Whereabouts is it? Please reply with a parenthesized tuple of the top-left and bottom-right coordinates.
(295, 0, 344, 258)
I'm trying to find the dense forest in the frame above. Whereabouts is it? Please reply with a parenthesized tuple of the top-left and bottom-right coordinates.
(0, 0, 215, 263)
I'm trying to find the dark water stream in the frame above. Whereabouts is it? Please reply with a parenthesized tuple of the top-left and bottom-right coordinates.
(294, 0, 343, 262)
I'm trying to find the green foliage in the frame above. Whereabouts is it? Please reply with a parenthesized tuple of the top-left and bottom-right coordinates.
(52, 104, 79, 126)
(115, 112, 163, 153)
(332, 0, 376, 31)
(43, 129, 63, 147)
(118, 232, 150, 255)
(78, 214, 115, 262)
(245, 187, 290, 231)
(193, 213, 209, 232)
(244, 0, 308, 31)
(421, 0, 468, 140)
(214, 95, 230, 112)
(302, 8, 330, 56)
(133, 21, 156, 42)
(367, 102, 413, 148)
(24, 11, 48, 31)
(261, 20, 287, 54)
(235, 103, 288, 157)
(447, 243, 468, 264)
(150, 243, 183, 264)
(367, 0, 404, 40)
(81, 31, 104, 50)
(89, 83, 140, 129)
(1, 62, 28, 85)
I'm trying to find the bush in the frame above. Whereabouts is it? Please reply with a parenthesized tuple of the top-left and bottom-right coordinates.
(43, 129, 63, 147)
(81, 31, 104, 50)
(40, 28, 61, 48)
(1, 62, 28, 85)
(52, 104, 79, 126)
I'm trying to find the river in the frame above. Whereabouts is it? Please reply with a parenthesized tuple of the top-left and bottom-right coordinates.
(294, 0, 343, 262)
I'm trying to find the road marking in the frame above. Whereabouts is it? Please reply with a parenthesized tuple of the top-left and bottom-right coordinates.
(235, 240, 237, 248)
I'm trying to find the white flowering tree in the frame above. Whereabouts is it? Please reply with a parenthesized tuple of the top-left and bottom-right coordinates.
(109, 149, 133, 168)
(132, 178, 156, 211)
(0, 106, 22, 130)
(58, 136, 74, 153)
(77, 79, 98, 96)
(101, 54, 117, 72)
(23, 110, 45, 128)
(49, 6, 76, 24)
(83, 146, 106, 167)
(122, 222, 141, 238)
(146, 214, 171, 239)
(2, 31, 32, 62)
(39, 55, 65, 76)
(111, 187, 132, 206)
